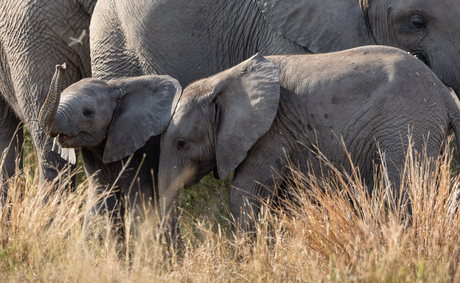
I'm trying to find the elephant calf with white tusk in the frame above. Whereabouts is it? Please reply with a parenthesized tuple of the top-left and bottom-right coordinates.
(39, 64, 182, 243)
(158, 46, 460, 240)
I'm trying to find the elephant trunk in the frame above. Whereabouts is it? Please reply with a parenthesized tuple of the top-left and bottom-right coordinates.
(39, 63, 66, 136)
(159, 176, 180, 247)
(158, 162, 195, 248)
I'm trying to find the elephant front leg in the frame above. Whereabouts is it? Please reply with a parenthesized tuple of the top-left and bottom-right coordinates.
(84, 179, 125, 253)
(230, 187, 261, 238)
(0, 100, 23, 201)
(230, 168, 282, 239)
(125, 181, 157, 241)
(28, 123, 76, 188)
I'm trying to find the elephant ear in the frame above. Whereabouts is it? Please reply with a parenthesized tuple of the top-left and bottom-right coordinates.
(204, 54, 280, 179)
(102, 75, 182, 163)
(256, 0, 375, 53)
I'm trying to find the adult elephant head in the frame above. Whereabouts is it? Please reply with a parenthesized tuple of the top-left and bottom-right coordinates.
(0, 0, 96, 187)
(257, 0, 460, 95)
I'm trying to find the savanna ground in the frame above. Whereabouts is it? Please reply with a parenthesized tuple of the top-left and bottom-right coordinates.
(1, 128, 460, 282)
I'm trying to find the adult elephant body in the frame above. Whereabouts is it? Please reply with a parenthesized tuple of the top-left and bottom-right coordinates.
(158, 47, 460, 239)
(91, 0, 460, 96)
(90, 0, 307, 84)
(0, 0, 96, 186)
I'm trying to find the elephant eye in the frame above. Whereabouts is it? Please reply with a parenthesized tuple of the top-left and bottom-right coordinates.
(408, 14, 427, 32)
(177, 139, 188, 151)
(411, 51, 430, 68)
(83, 108, 95, 118)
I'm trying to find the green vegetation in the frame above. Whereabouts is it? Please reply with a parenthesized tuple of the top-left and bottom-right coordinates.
(0, 133, 459, 281)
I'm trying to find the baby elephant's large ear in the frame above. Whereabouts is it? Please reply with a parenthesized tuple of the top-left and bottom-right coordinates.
(203, 54, 280, 179)
(103, 75, 182, 163)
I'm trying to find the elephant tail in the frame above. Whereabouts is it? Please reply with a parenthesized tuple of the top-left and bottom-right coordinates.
(446, 87, 460, 155)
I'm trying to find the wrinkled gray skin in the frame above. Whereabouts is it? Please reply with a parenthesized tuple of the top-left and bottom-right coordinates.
(91, 0, 460, 98)
(39, 71, 181, 242)
(159, 47, 460, 240)
(0, 0, 96, 188)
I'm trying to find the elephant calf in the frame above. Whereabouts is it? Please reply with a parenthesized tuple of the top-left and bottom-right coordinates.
(158, 46, 460, 239)
(39, 64, 182, 242)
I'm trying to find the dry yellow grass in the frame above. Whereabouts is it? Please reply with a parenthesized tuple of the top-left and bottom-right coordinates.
(0, 137, 460, 282)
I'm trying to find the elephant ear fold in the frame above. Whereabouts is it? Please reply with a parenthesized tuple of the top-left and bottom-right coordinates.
(205, 54, 280, 179)
(102, 75, 182, 163)
(255, 0, 374, 52)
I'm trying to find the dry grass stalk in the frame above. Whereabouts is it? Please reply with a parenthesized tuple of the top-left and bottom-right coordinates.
(0, 136, 459, 282)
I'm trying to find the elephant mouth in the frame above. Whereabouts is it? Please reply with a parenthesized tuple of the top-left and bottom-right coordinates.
(48, 130, 72, 146)
(55, 131, 97, 148)
(55, 133, 77, 148)
(59, 134, 69, 144)
(56, 134, 70, 147)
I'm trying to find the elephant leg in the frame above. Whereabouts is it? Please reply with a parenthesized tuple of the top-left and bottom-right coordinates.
(377, 140, 412, 219)
(84, 181, 125, 250)
(28, 123, 74, 188)
(80, 148, 126, 251)
(0, 99, 23, 199)
(123, 137, 160, 241)
(125, 179, 156, 240)
(230, 185, 262, 238)
(230, 159, 285, 238)
(230, 179, 280, 239)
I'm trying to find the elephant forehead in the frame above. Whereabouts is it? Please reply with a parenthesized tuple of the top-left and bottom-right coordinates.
(395, 0, 454, 13)
(171, 106, 209, 135)
(63, 79, 108, 96)
(59, 92, 87, 105)
(174, 98, 203, 118)
(59, 90, 115, 115)
(181, 83, 198, 97)
(60, 91, 97, 105)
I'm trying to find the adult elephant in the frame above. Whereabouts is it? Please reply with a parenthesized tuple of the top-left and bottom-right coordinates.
(91, 0, 460, 97)
(0, 0, 96, 187)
